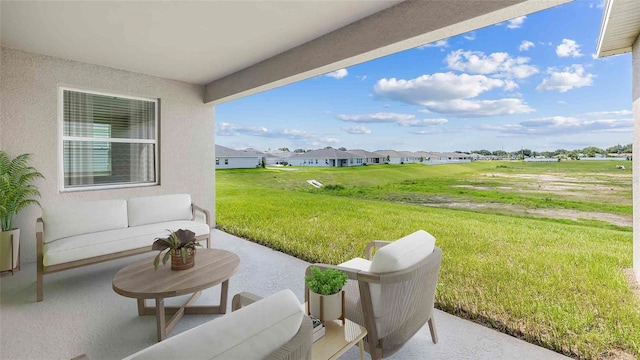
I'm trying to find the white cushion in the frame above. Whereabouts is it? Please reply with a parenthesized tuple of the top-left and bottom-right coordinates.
(343, 230, 436, 338)
(369, 230, 436, 273)
(339, 257, 371, 272)
(128, 194, 192, 227)
(44, 220, 209, 266)
(42, 199, 127, 243)
(123, 289, 304, 360)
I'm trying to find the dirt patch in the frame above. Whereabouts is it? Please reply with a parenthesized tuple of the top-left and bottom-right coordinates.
(423, 202, 632, 227)
(625, 269, 640, 300)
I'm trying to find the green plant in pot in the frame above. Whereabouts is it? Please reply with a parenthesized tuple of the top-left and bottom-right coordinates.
(0, 152, 44, 273)
(305, 266, 348, 322)
(152, 229, 202, 271)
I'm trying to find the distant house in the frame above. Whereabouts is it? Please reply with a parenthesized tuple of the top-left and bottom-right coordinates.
(375, 150, 419, 164)
(263, 150, 295, 165)
(288, 148, 364, 167)
(347, 149, 385, 165)
(215, 145, 261, 169)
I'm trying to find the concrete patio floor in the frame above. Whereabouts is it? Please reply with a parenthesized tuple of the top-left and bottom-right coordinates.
(0, 229, 570, 360)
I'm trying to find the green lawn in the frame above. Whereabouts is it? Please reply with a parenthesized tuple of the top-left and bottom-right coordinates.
(216, 161, 639, 359)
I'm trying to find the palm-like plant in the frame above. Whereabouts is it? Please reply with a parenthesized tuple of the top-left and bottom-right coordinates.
(152, 229, 202, 270)
(0, 152, 44, 231)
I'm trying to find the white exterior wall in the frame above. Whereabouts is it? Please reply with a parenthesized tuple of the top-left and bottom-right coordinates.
(288, 158, 335, 167)
(216, 157, 260, 169)
(633, 36, 640, 281)
(0, 47, 216, 264)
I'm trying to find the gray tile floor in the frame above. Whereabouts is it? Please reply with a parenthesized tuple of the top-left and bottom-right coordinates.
(0, 229, 570, 359)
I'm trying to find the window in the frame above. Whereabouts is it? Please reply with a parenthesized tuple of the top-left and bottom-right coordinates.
(60, 88, 158, 191)
(225, 158, 229, 165)
(216, 158, 220, 165)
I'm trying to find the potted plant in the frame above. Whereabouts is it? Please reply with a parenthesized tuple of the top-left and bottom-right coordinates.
(152, 229, 202, 270)
(0, 152, 44, 273)
(305, 266, 348, 322)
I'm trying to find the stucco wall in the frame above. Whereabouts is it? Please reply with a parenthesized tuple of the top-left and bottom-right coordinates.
(0, 47, 216, 264)
(633, 36, 640, 281)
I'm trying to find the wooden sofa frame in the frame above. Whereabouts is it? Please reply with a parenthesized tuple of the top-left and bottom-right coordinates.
(36, 203, 210, 302)
(306, 241, 442, 360)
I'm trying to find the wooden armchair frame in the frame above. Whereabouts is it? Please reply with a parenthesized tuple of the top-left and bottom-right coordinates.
(306, 242, 442, 360)
(36, 203, 210, 302)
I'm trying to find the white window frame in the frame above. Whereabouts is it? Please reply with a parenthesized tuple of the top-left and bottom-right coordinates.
(58, 87, 159, 192)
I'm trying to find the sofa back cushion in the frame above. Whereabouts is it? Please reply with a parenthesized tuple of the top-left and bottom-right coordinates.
(42, 199, 128, 243)
(123, 289, 305, 360)
(370, 230, 436, 273)
(127, 194, 192, 227)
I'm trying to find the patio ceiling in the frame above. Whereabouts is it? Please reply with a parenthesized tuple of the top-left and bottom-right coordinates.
(596, 0, 640, 57)
(1, 0, 571, 105)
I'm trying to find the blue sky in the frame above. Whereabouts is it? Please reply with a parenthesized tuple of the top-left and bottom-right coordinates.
(216, 1, 632, 153)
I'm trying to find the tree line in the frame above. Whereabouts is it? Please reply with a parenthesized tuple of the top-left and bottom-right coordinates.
(468, 144, 632, 159)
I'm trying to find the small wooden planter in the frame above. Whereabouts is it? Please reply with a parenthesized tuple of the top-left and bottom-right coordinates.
(171, 248, 195, 271)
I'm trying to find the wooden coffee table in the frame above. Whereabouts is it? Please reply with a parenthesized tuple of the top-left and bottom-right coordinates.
(112, 248, 240, 342)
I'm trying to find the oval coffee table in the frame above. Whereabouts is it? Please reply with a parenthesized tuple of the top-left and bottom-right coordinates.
(113, 248, 240, 342)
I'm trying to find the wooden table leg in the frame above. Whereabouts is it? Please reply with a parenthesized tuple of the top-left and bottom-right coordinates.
(137, 298, 145, 316)
(358, 339, 365, 360)
(156, 298, 166, 342)
(219, 279, 229, 314)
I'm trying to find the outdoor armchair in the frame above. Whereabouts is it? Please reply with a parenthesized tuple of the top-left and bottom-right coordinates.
(305, 230, 442, 360)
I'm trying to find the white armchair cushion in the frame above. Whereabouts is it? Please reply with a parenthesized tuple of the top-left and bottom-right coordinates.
(128, 194, 192, 227)
(123, 289, 304, 360)
(42, 200, 128, 243)
(369, 230, 436, 273)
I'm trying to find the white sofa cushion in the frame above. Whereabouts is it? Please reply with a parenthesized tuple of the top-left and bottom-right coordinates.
(42, 199, 128, 243)
(369, 230, 436, 273)
(44, 220, 209, 266)
(128, 194, 192, 227)
(123, 289, 304, 360)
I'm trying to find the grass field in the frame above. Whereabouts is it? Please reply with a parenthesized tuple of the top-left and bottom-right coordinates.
(215, 161, 639, 359)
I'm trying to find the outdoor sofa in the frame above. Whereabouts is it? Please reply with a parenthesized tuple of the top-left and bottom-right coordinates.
(122, 289, 312, 360)
(36, 193, 210, 301)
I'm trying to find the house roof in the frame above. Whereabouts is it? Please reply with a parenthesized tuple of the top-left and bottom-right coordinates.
(289, 148, 356, 159)
(347, 149, 384, 158)
(215, 145, 260, 158)
(0, 1, 569, 105)
(597, 0, 640, 57)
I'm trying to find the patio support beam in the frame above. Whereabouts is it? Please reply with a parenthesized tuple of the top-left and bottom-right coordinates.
(204, 0, 571, 105)
(633, 36, 640, 281)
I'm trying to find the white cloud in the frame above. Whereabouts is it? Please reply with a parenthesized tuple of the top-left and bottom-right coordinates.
(217, 122, 269, 136)
(418, 40, 448, 49)
(519, 40, 535, 51)
(341, 126, 371, 134)
(503, 80, 519, 91)
(398, 118, 448, 127)
(464, 32, 476, 41)
(217, 122, 338, 147)
(507, 16, 526, 29)
(586, 110, 633, 117)
(536, 65, 594, 92)
(325, 68, 348, 79)
(479, 116, 633, 135)
(375, 72, 505, 103)
(556, 39, 583, 58)
(361, 75, 367, 81)
(445, 50, 538, 79)
(591, 53, 598, 59)
(421, 98, 534, 117)
(337, 112, 448, 127)
(374, 72, 534, 116)
(336, 112, 415, 124)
